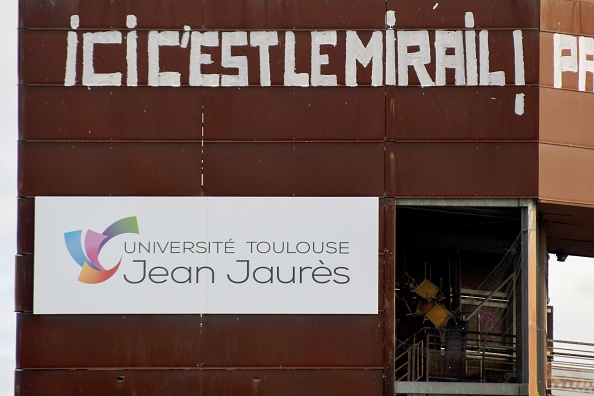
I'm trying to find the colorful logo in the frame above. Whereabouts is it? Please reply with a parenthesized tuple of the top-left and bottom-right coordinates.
(64, 217, 139, 284)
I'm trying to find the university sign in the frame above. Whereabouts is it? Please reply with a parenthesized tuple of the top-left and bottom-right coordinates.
(34, 197, 379, 314)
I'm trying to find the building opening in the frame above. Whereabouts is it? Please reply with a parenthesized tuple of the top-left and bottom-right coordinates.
(396, 205, 523, 386)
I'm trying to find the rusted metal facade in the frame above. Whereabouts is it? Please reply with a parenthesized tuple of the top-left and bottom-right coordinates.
(15, 0, 594, 395)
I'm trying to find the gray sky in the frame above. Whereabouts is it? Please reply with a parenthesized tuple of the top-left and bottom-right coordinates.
(1, 3, 593, 395)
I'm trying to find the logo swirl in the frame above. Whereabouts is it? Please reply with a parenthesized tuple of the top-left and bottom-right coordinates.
(64, 217, 139, 284)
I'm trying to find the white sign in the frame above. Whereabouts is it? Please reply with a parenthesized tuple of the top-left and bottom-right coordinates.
(34, 197, 378, 315)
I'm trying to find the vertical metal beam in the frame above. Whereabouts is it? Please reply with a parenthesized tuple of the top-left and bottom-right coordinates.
(537, 219, 548, 395)
(383, 199, 396, 396)
(521, 201, 538, 395)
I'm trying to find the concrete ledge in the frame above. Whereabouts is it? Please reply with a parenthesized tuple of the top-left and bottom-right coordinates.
(394, 382, 529, 395)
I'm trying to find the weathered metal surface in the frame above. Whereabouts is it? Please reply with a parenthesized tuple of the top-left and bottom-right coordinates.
(386, 142, 539, 198)
(18, 0, 594, 394)
(16, 369, 384, 396)
(15, 255, 33, 313)
(387, 0, 539, 29)
(17, 198, 34, 254)
(202, 143, 384, 196)
(204, 87, 385, 142)
(201, 315, 384, 367)
(19, 0, 204, 29)
(19, 142, 202, 196)
(20, 87, 203, 141)
(540, 88, 594, 148)
(540, 144, 594, 206)
(541, 0, 594, 36)
(387, 86, 539, 142)
(21, 86, 385, 142)
(204, 0, 386, 30)
(17, 313, 383, 368)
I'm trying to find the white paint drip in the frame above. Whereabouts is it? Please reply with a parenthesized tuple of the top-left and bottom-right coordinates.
(515, 93, 525, 116)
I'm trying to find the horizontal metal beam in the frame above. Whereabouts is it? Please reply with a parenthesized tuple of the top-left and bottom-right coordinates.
(396, 198, 534, 208)
(394, 382, 528, 395)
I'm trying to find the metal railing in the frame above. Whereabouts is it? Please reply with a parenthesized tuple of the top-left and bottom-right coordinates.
(548, 339, 594, 394)
(396, 327, 516, 383)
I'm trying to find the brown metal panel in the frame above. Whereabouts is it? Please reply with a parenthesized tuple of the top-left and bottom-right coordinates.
(15, 255, 33, 313)
(19, 142, 202, 196)
(541, 0, 594, 36)
(20, 87, 203, 141)
(387, 86, 539, 142)
(539, 202, 594, 257)
(204, 0, 386, 30)
(17, 314, 203, 368)
(204, 87, 385, 142)
(386, 142, 539, 198)
(203, 142, 384, 196)
(19, 30, 70, 86)
(17, 313, 383, 369)
(17, 198, 34, 255)
(16, 369, 384, 396)
(19, 0, 204, 29)
(387, 0, 539, 29)
(540, 88, 594, 148)
(540, 143, 594, 205)
(201, 315, 384, 367)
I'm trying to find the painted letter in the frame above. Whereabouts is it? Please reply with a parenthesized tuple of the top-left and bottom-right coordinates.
(435, 30, 465, 86)
(553, 33, 578, 89)
(250, 31, 278, 86)
(148, 31, 182, 87)
(311, 31, 338, 86)
(189, 31, 220, 87)
(579, 35, 594, 92)
(126, 15, 138, 87)
(64, 15, 79, 86)
(464, 12, 478, 86)
(284, 31, 309, 87)
(385, 11, 397, 86)
(479, 30, 505, 86)
(397, 30, 434, 87)
(221, 31, 248, 86)
(345, 31, 383, 87)
(83, 31, 123, 86)
(513, 30, 525, 86)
